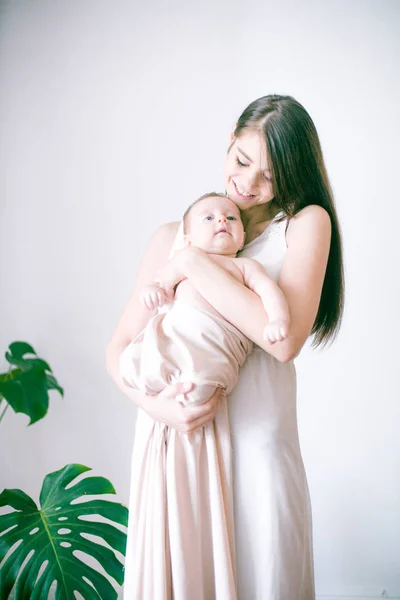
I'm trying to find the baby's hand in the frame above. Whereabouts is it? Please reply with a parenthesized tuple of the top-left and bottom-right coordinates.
(263, 319, 289, 344)
(140, 284, 174, 311)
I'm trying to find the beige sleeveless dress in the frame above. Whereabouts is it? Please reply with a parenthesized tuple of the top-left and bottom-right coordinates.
(122, 239, 252, 599)
(228, 211, 315, 599)
(123, 211, 315, 599)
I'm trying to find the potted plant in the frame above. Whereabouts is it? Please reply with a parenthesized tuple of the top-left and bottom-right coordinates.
(0, 342, 128, 599)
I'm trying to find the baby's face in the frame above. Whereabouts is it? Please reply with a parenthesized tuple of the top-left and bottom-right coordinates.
(185, 196, 245, 256)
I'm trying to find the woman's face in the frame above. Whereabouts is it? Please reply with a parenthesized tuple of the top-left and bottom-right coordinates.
(223, 129, 274, 211)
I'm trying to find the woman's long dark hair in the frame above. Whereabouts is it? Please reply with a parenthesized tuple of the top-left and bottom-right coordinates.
(234, 95, 344, 347)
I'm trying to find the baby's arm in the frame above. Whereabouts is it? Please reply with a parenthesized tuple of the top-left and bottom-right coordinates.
(235, 257, 290, 343)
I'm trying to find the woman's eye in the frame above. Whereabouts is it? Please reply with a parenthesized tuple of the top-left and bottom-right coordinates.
(236, 157, 248, 167)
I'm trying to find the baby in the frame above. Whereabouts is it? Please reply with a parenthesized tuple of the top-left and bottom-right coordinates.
(120, 193, 290, 599)
(121, 192, 289, 405)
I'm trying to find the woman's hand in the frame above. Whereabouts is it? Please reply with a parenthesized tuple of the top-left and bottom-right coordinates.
(141, 382, 222, 433)
(155, 247, 201, 291)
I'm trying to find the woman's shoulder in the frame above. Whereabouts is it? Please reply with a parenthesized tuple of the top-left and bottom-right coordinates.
(150, 221, 181, 247)
(156, 220, 181, 237)
(286, 204, 331, 246)
(140, 221, 181, 266)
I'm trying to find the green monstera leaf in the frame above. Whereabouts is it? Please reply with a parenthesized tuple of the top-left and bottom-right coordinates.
(0, 341, 63, 425)
(0, 464, 128, 599)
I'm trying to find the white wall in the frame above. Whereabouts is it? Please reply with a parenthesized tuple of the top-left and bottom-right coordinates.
(0, 0, 399, 597)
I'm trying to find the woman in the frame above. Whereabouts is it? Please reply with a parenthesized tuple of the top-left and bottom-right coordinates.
(106, 94, 344, 599)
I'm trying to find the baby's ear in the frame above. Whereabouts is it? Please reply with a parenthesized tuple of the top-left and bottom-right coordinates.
(240, 231, 246, 249)
(183, 235, 191, 247)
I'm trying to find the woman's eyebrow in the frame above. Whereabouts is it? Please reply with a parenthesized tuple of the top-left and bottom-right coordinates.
(237, 147, 253, 162)
(237, 147, 271, 175)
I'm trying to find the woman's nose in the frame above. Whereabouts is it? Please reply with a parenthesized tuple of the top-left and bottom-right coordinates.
(245, 168, 260, 188)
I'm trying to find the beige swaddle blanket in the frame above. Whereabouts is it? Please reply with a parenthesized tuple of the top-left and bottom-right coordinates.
(120, 299, 252, 403)
(121, 299, 252, 600)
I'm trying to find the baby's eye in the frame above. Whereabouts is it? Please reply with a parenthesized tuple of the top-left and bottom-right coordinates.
(204, 216, 213, 221)
(227, 216, 236, 220)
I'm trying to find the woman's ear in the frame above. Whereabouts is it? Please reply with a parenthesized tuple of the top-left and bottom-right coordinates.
(229, 123, 237, 144)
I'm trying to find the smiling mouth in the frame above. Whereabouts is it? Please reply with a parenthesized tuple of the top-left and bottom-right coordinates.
(233, 180, 256, 199)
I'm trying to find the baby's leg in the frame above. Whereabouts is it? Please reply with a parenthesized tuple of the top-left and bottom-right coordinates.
(179, 384, 219, 407)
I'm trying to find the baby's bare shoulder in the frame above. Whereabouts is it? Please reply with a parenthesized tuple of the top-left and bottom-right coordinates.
(210, 255, 245, 282)
(233, 256, 263, 273)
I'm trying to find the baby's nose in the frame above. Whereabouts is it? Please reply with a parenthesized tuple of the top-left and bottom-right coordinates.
(218, 215, 227, 222)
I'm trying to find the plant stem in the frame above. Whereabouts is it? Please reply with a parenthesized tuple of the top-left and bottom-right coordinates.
(0, 402, 9, 425)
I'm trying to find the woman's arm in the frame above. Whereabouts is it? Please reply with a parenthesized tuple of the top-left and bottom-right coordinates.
(106, 221, 180, 382)
(159, 205, 331, 363)
(105, 221, 222, 432)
